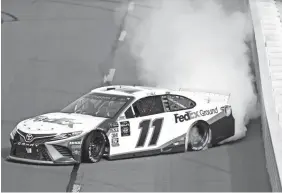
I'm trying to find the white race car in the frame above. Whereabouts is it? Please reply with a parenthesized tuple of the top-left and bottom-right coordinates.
(8, 85, 235, 165)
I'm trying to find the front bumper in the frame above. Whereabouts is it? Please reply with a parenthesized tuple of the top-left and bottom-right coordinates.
(8, 131, 84, 165)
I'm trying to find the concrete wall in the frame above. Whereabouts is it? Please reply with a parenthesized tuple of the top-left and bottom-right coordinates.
(248, 0, 282, 191)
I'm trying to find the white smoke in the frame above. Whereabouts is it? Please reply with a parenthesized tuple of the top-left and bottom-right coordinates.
(123, 0, 260, 140)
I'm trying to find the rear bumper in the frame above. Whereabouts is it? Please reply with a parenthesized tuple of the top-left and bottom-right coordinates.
(6, 155, 78, 165)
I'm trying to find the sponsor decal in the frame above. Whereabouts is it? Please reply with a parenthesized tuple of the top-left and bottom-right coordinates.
(110, 126, 120, 147)
(174, 112, 191, 123)
(111, 132, 118, 138)
(120, 121, 130, 137)
(174, 107, 218, 123)
(70, 141, 82, 150)
(33, 116, 82, 128)
(111, 137, 119, 147)
(17, 142, 37, 147)
(69, 141, 81, 145)
(199, 108, 218, 116)
(220, 105, 232, 115)
(70, 145, 81, 149)
(109, 127, 119, 133)
(92, 95, 130, 102)
(109, 122, 119, 128)
(108, 122, 119, 133)
(72, 149, 81, 155)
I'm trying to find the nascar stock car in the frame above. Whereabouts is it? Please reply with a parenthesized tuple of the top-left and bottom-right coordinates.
(8, 85, 236, 165)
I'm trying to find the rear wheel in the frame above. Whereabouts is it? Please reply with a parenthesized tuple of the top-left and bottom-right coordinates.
(186, 122, 211, 151)
(82, 131, 107, 163)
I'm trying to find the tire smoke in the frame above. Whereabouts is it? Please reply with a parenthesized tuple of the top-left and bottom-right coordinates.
(124, 0, 260, 140)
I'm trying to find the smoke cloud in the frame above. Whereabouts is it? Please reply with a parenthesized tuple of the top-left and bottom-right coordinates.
(123, 0, 260, 140)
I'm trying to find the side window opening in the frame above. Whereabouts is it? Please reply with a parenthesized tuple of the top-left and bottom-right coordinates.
(124, 107, 134, 119)
(132, 96, 164, 117)
(133, 105, 141, 117)
(167, 95, 196, 111)
(161, 95, 171, 112)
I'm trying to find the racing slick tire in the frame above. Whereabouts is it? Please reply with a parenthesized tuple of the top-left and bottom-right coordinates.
(186, 121, 212, 151)
(82, 131, 107, 163)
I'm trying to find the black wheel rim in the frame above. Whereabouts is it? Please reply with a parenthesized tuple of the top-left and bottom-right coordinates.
(89, 135, 104, 158)
(190, 126, 208, 149)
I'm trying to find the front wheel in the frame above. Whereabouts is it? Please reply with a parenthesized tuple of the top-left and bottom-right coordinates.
(82, 131, 107, 163)
(185, 124, 211, 151)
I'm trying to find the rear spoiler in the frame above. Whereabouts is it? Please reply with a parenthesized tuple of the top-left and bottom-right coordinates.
(178, 88, 231, 103)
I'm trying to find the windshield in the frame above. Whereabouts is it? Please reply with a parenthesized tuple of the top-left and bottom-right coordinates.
(61, 93, 132, 118)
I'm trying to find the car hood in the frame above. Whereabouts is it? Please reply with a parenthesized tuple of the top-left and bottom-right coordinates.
(17, 112, 108, 134)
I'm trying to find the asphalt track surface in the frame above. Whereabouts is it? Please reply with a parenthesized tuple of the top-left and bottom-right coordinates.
(1, 0, 272, 191)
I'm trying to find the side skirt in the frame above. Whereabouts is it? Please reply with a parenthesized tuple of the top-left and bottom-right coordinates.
(108, 144, 185, 160)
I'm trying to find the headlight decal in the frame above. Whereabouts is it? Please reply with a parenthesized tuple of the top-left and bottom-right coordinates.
(52, 131, 83, 140)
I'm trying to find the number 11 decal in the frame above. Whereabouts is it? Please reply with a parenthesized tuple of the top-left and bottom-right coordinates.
(136, 118, 164, 148)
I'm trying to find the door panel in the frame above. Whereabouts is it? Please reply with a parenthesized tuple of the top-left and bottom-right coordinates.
(108, 94, 227, 157)
(108, 112, 184, 156)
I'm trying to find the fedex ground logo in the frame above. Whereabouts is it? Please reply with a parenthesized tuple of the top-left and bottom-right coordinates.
(174, 107, 218, 123)
(174, 111, 196, 123)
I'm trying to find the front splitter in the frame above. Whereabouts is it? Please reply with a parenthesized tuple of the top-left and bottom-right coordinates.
(6, 155, 78, 166)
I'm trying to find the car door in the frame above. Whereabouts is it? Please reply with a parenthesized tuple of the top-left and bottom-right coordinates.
(109, 95, 176, 156)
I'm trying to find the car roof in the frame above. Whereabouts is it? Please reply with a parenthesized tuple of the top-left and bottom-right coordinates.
(91, 85, 171, 99)
(89, 85, 230, 104)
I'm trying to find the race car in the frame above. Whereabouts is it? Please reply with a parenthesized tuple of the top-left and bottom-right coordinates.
(8, 85, 235, 165)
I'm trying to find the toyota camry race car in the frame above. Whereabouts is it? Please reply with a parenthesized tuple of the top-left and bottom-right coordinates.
(8, 85, 236, 165)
